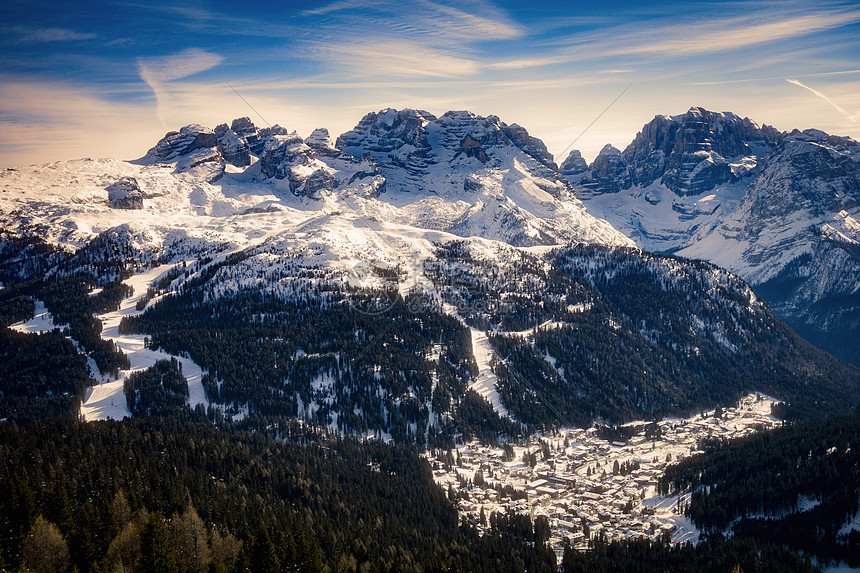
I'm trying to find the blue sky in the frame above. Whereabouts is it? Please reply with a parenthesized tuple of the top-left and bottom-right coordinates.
(2, 0, 859, 167)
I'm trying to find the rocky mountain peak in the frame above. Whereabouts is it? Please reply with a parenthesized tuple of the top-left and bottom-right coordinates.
(146, 119, 271, 172)
(741, 134, 860, 236)
(217, 128, 251, 168)
(305, 127, 333, 147)
(786, 128, 858, 149)
(331, 108, 627, 246)
(580, 144, 631, 194)
(499, 122, 557, 169)
(305, 127, 348, 160)
(230, 117, 257, 139)
(337, 108, 561, 182)
(259, 133, 337, 199)
(559, 150, 588, 176)
(141, 124, 224, 182)
(338, 108, 436, 151)
(567, 107, 784, 198)
(144, 124, 218, 162)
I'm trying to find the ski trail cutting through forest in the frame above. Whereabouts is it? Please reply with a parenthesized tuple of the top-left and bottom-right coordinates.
(80, 263, 210, 421)
(469, 329, 510, 418)
(440, 302, 510, 419)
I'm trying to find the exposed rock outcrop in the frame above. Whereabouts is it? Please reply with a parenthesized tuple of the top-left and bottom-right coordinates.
(305, 128, 349, 160)
(145, 124, 218, 162)
(559, 150, 588, 176)
(500, 122, 557, 169)
(622, 107, 781, 196)
(106, 177, 144, 210)
(217, 129, 251, 167)
(260, 134, 333, 198)
(581, 145, 631, 194)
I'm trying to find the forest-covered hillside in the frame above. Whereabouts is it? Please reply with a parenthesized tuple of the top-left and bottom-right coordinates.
(0, 418, 827, 573)
(660, 414, 860, 566)
(0, 419, 558, 573)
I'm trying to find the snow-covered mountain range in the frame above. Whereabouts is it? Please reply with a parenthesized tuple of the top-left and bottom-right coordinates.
(565, 108, 860, 364)
(1, 108, 858, 438)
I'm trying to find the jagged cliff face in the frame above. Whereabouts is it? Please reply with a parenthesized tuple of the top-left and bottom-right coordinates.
(142, 118, 342, 198)
(559, 149, 588, 176)
(573, 107, 781, 198)
(740, 133, 859, 237)
(696, 130, 860, 284)
(680, 130, 860, 362)
(563, 110, 860, 365)
(625, 108, 778, 196)
(333, 108, 630, 246)
(582, 144, 631, 194)
(2, 107, 859, 436)
(335, 109, 560, 193)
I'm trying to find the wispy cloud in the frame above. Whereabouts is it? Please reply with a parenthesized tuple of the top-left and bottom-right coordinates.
(418, 1, 521, 40)
(303, 0, 388, 16)
(607, 10, 860, 57)
(304, 0, 520, 39)
(0, 80, 161, 166)
(5, 26, 97, 44)
(298, 0, 520, 79)
(787, 78, 857, 121)
(310, 40, 479, 78)
(137, 48, 224, 127)
(488, 55, 571, 71)
(487, 7, 860, 71)
(138, 48, 224, 83)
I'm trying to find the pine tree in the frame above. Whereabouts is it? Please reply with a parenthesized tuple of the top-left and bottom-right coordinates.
(141, 511, 178, 573)
(250, 526, 280, 573)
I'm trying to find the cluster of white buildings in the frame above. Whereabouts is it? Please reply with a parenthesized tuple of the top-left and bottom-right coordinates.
(426, 394, 780, 560)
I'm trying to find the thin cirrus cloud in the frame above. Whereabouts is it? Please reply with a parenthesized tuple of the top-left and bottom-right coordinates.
(303, 0, 520, 40)
(605, 10, 860, 57)
(0, 80, 162, 165)
(310, 40, 480, 78)
(691, 69, 860, 85)
(488, 8, 860, 70)
(299, 0, 520, 78)
(137, 48, 225, 127)
(5, 26, 97, 44)
(302, 0, 376, 16)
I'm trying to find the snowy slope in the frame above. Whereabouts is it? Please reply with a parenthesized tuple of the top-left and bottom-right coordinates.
(0, 111, 631, 427)
(0, 111, 628, 271)
(0, 111, 633, 332)
(10, 262, 212, 421)
(679, 132, 860, 284)
(566, 107, 778, 254)
(4, 109, 857, 434)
